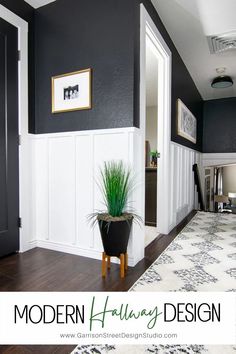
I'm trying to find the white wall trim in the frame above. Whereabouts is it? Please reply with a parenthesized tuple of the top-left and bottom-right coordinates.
(140, 4, 172, 235)
(28, 240, 37, 248)
(35, 240, 136, 266)
(171, 141, 202, 154)
(30, 126, 139, 139)
(0, 6, 33, 253)
(0, 5, 28, 32)
(24, 0, 56, 9)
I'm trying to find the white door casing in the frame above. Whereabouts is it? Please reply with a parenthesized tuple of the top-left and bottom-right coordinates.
(140, 5, 172, 235)
(0, 5, 33, 252)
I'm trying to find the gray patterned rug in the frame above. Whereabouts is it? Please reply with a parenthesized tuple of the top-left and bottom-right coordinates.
(131, 212, 236, 292)
(72, 212, 236, 354)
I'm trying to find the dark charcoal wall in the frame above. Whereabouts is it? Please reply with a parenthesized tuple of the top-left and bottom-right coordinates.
(0, 0, 35, 131)
(34, 0, 137, 133)
(203, 97, 236, 153)
(34, 0, 203, 151)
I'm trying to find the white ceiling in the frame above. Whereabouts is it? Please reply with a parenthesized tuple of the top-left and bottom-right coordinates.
(151, 0, 236, 100)
(24, 0, 56, 8)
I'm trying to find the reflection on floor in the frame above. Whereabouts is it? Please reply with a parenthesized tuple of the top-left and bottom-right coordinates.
(145, 226, 160, 247)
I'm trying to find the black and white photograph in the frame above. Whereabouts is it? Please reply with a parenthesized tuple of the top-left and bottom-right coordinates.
(52, 68, 91, 113)
(64, 84, 79, 100)
(177, 98, 197, 143)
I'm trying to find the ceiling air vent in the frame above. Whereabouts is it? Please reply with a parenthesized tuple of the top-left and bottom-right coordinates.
(207, 31, 236, 54)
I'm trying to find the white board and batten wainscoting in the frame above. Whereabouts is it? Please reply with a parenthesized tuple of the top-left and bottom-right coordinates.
(30, 128, 144, 267)
(25, 130, 202, 267)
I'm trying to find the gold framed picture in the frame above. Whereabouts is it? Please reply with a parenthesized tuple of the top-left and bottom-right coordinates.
(177, 99, 197, 144)
(52, 68, 92, 113)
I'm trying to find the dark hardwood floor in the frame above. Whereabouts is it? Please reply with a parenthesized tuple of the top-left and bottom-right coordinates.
(0, 211, 196, 354)
(0, 346, 75, 354)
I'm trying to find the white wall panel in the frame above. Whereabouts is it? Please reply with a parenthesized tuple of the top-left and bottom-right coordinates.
(93, 132, 130, 210)
(93, 132, 130, 252)
(189, 151, 195, 209)
(48, 137, 76, 245)
(184, 149, 188, 206)
(169, 142, 201, 227)
(169, 143, 175, 227)
(177, 146, 181, 210)
(76, 135, 94, 249)
(128, 131, 145, 264)
(34, 138, 49, 241)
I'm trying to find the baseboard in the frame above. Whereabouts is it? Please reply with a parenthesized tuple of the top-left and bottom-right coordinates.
(19, 240, 37, 253)
(168, 222, 176, 233)
(36, 239, 136, 267)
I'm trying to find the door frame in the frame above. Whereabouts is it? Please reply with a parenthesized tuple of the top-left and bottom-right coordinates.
(0, 5, 33, 252)
(140, 5, 172, 235)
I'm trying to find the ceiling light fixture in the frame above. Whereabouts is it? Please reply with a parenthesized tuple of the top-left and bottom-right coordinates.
(211, 68, 233, 88)
(211, 76, 233, 88)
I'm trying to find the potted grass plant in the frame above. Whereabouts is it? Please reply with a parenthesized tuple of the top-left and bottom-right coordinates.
(90, 160, 139, 257)
(150, 150, 159, 167)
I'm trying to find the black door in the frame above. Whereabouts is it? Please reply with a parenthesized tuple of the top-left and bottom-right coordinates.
(0, 18, 19, 258)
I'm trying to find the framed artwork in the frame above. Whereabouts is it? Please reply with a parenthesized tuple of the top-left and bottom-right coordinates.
(52, 68, 92, 113)
(177, 99, 197, 144)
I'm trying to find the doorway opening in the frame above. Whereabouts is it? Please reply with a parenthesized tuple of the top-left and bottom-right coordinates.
(0, 5, 31, 254)
(204, 163, 236, 214)
(140, 5, 172, 251)
(144, 34, 159, 246)
(0, 17, 19, 258)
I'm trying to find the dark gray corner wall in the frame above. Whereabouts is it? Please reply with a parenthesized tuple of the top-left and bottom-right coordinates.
(203, 97, 236, 153)
(0, 0, 35, 132)
(33, 0, 203, 152)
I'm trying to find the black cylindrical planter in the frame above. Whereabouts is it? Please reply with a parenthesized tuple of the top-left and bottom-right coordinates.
(98, 218, 133, 257)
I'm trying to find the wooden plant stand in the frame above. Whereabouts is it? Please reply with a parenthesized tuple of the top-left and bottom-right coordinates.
(102, 252, 128, 278)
